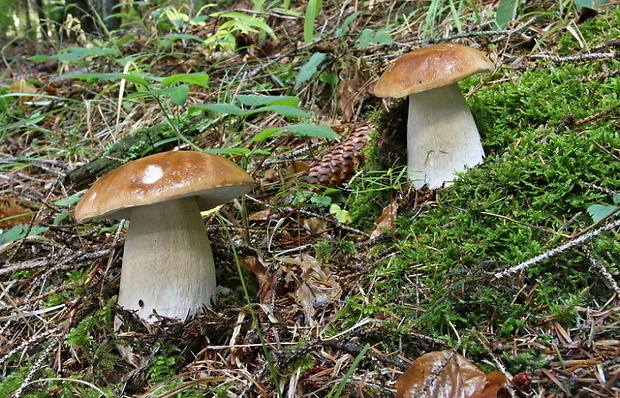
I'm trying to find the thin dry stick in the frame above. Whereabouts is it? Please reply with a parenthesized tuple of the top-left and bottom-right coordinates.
(582, 244, 620, 295)
(0, 249, 111, 277)
(412, 349, 459, 398)
(493, 218, 620, 280)
(529, 52, 619, 62)
(12, 335, 62, 398)
(480, 211, 571, 237)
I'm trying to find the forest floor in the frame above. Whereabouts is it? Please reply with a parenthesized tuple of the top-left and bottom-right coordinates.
(1, 0, 620, 397)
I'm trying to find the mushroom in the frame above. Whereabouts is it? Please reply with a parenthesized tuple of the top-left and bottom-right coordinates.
(74, 151, 254, 326)
(374, 43, 494, 189)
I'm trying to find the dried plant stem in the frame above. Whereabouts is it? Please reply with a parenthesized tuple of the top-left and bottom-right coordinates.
(582, 245, 620, 295)
(12, 334, 62, 398)
(493, 218, 620, 280)
(0, 324, 63, 368)
(529, 52, 619, 62)
(0, 249, 112, 277)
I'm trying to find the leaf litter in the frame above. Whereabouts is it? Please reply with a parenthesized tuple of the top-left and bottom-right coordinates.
(1, 0, 620, 397)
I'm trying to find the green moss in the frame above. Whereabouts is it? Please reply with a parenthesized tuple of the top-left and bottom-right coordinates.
(347, 15, 620, 344)
(557, 6, 620, 55)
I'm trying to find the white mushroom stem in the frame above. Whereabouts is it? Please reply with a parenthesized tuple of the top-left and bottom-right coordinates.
(115, 196, 217, 328)
(406, 83, 485, 189)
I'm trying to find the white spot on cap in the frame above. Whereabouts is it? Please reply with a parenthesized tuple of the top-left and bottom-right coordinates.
(142, 165, 163, 184)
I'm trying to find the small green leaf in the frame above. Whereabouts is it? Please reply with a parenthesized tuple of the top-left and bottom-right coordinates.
(587, 204, 619, 222)
(496, 0, 519, 28)
(243, 105, 311, 118)
(190, 15, 209, 24)
(204, 147, 252, 155)
(211, 11, 276, 38)
(319, 71, 339, 87)
(329, 204, 352, 224)
(163, 33, 203, 42)
(574, 0, 610, 8)
(0, 225, 49, 244)
(189, 103, 245, 115)
(310, 195, 333, 205)
(53, 212, 72, 225)
(264, 105, 311, 118)
(335, 11, 361, 35)
(30, 46, 120, 62)
(303, 0, 322, 42)
(161, 73, 209, 88)
(126, 85, 189, 104)
(284, 123, 338, 138)
(0, 111, 45, 131)
(69, 72, 151, 87)
(355, 28, 393, 49)
(236, 95, 299, 107)
(295, 52, 328, 89)
(252, 123, 338, 141)
(251, 128, 286, 141)
(167, 84, 190, 105)
(54, 194, 82, 206)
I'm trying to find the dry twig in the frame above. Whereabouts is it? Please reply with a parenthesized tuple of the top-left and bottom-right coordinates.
(493, 217, 620, 279)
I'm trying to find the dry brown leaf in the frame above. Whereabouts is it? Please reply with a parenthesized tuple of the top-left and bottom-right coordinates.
(0, 198, 34, 228)
(239, 256, 273, 301)
(288, 160, 310, 175)
(369, 199, 399, 239)
(248, 209, 271, 221)
(10, 79, 37, 106)
(336, 57, 369, 122)
(303, 217, 329, 235)
(470, 372, 508, 398)
(395, 350, 506, 398)
(337, 78, 362, 122)
(281, 254, 341, 325)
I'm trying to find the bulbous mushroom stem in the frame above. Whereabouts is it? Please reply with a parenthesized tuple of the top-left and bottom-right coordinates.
(115, 196, 217, 326)
(406, 83, 485, 189)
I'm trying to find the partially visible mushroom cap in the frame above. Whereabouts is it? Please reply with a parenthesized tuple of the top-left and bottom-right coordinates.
(374, 43, 494, 98)
(74, 151, 254, 222)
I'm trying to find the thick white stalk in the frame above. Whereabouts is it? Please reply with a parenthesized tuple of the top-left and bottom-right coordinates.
(116, 196, 217, 325)
(406, 83, 485, 189)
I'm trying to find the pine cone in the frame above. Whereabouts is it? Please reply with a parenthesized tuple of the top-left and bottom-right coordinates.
(304, 124, 371, 188)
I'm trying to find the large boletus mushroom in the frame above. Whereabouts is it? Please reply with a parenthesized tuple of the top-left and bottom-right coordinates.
(374, 43, 494, 189)
(74, 151, 254, 326)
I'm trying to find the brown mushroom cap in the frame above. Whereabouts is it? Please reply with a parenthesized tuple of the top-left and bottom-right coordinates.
(74, 151, 254, 222)
(374, 43, 494, 98)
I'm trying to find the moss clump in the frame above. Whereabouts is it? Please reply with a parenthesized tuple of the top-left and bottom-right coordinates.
(352, 25, 620, 342)
(557, 6, 620, 55)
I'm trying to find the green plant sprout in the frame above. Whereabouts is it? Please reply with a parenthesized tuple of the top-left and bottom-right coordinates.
(0, 224, 48, 245)
(304, 0, 323, 42)
(294, 52, 328, 89)
(355, 28, 393, 49)
(587, 194, 620, 222)
(327, 343, 370, 398)
(188, 94, 338, 148)
(204, 11, 276, 51)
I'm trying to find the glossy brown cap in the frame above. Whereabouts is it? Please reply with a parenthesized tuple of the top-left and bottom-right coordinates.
(374, 44, 494, 98)
(74, 151, 254, 222)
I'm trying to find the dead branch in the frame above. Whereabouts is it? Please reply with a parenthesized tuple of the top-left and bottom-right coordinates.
(493, 217, 620, 280)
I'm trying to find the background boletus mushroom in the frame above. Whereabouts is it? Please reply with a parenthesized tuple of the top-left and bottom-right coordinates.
(374, 43, 494, 189)
(74, 151, 254, 327)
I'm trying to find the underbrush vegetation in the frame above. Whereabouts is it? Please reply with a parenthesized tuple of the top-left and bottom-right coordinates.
(1, 1, 619, 397)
